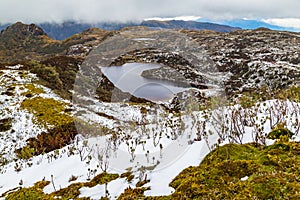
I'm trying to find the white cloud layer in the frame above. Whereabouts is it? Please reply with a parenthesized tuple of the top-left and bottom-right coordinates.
(263, 18, 300, 29)
(144, 16, 202, 21)
(0, 0, 300, 24)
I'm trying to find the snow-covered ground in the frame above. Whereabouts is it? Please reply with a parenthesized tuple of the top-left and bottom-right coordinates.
(0, 69, 45, 167)
(0, 66, 299, 199)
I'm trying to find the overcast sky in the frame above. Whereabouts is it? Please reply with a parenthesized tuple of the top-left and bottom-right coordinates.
(0, 0, 300, 26)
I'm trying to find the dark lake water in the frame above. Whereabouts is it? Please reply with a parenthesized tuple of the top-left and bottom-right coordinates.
(101, 63, 190, 101)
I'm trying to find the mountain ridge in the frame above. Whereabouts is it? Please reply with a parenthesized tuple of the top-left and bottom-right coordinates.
(197, 18, 300, 32)
(0, 22, 110, 62)
(141, 20, 240, 32)
(1, 20, 240, 40)
(2, 18, 299, 41)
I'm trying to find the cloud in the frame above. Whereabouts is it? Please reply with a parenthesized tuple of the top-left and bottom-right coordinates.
(144, 16, 202, 21)
(0, 0, 300, 24)
(263, 18, 300, 29)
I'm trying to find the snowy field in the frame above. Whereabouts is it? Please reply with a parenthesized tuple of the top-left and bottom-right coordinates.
(0, 66, 299, 199)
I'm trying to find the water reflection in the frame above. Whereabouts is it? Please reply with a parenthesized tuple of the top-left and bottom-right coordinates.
(101, 63, 190, 101)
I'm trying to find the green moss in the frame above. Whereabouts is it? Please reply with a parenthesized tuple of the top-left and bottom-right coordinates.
(21, 97, 73, 127)
(237, 91, 264, 108)
(8, 141, 300, 199)
(4, 173, 119, 200)
(29, 62, 63, 89)
(21, 84, 45, 97)
(50, 172, 118, 199)
(6, 188, 47, 200)
(89, 172, 119, 186)
(5, 180, 50, 200)
(249, 172, 299, 199)
(15, 146, 36, 160)
(237, 85, 300, 109)
(117, 187, 150, 200)
(267, 128, 294, 139)
(168, 141, 300, 199)
(136, 180, 150, 188)
(51, 182, 85, 200)
(120, 171, 134, 182)
(277, 85, 300, 102)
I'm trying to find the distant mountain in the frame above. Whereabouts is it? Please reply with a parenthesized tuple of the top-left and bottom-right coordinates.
(0, 20, 240, 40)
(39, 21, 137, 40)
(197, 19, 299, 32)
(1, 19, 299, 41)
(0, 22, 54, 62)
(0, 22, 138, 40)
(39, 20, 240, 39)
(38, 22, 91, 40)
(0, 22, 109, 62)
(0, 24, 8, 32)
(141, 20, 240, 32)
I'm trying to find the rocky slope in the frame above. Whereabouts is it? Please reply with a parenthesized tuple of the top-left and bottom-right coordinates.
(96, 27, 300, 102)
(181, 29, 300, 95)
(0, 22, 110, 62)
(1, 23, 299, 103)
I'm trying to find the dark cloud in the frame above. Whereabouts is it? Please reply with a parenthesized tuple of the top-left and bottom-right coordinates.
(0, 0, 299, 24)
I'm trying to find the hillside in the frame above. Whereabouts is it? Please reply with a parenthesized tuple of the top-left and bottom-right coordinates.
(0, 22, 110, 62)
(0, 22, 299, 199)
(141, 20, 240, 32)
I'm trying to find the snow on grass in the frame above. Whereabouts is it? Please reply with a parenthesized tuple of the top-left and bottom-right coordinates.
(79, 178, 128, 200)
(144, 140, 211, 196)
(1, 66, 300, 199)
(0, 70, 46, 167)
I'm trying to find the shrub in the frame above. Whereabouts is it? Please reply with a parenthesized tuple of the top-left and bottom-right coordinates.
(0, 118, 12, 132)
(30, 62, 63, 90)
(15, 122, 78, 158)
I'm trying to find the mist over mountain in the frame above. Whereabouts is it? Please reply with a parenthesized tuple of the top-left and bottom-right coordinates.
(197, 19, 300, 32)
(140, 20, 240, 32)
(1, 18, 299, 41)
(38, 21, 138, 40)
(1, 20, 240, 40)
